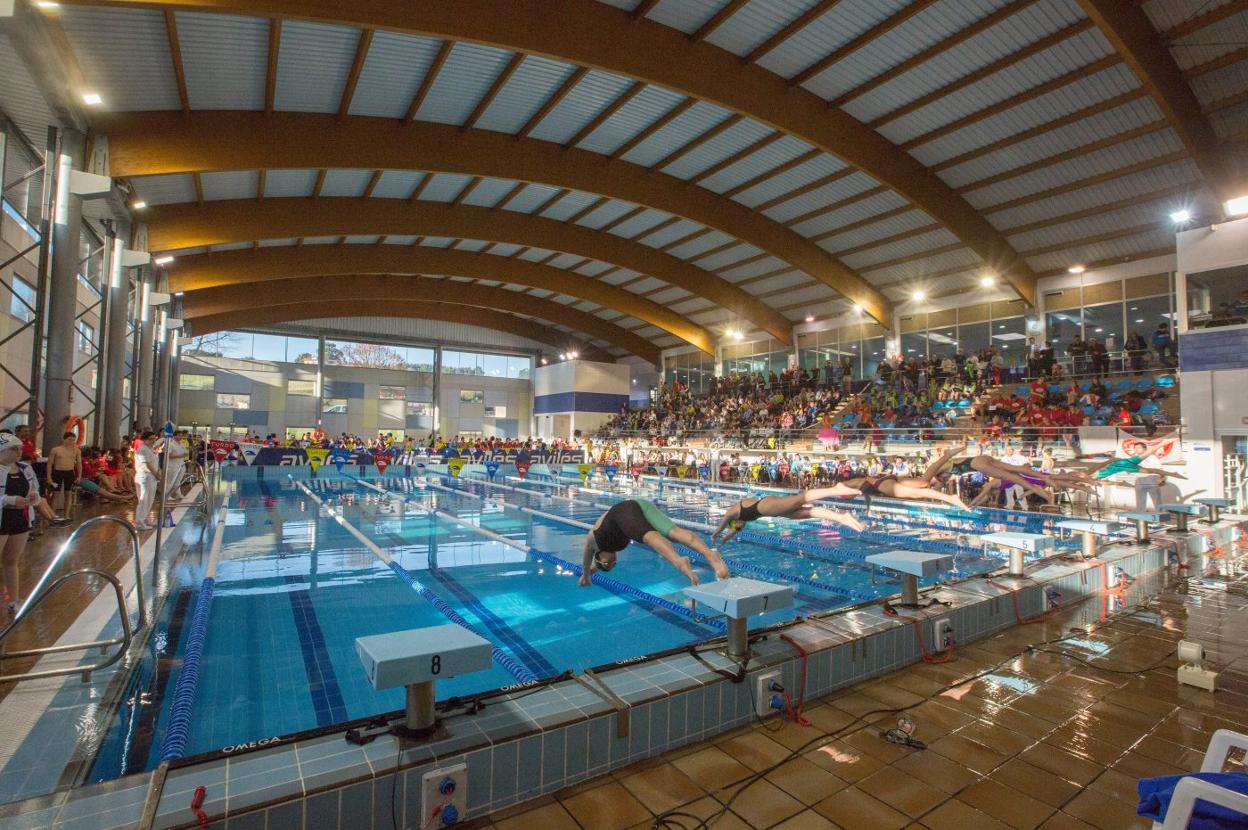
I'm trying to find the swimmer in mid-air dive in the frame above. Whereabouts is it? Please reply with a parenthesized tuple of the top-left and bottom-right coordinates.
(926, 449, 1095, 505)
(712, 485, 865, 544)
(581, 499, 729, 587)
(840, 448, 973, 511)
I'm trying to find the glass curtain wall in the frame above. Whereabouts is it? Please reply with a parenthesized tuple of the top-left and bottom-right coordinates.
(663, 350, 716, 394)
(721, 338, 790, 378)
(1043, 273, 1174, 361)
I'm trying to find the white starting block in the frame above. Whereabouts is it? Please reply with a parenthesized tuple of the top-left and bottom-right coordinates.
(1118, 511, 1165, 544)
(1162, 503, 1205, 533)
(864, 551, 953, 607)
(982, 532, 1054, 577)
(1057, 519, 1122, 558)
(356, 625, 492, 738)
(683, 577, 793, 661)
(1195, 498, 1233, 524)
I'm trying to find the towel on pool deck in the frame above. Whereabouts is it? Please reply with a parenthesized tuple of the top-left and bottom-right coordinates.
(1137, 772, 1248, 829)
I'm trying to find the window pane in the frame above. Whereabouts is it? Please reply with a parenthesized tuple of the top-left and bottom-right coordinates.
(216, 393, 250, 409)
(900, 332, 925, 360)
(1082, 303, 1124, 351)
(507, 356, 531, 379)
(484, 405, 507, 418)
(406, 402, 433, 416)
(1126, 296, 1173, 342)
(251, 333, 288, 361)
(287, 380, 316, 396)
(482, 354, 508, 378)
(404, 347, 435, 372)
(926, 327, 958, 359)
(322, 398, 348, 413)
(379, 385, 405, 400)
(181, 374, 215, 390)
(285, 426, 318, 440)
(76, 321, 95, 353)
(992, 317, 1027, 367)
(325, 339, 407, 369)
(10, 277, 35, 322)
(285, 336, 319, 364)
(1044, 311, 1080, 353)
(957, 321, 990, 355)
(459, 389, 483, 403)
(863, 337, 885, 379)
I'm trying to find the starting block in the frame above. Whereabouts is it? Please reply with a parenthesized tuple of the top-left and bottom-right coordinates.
(1117, 511, 1165, 544)
(683, 577, 793, 661)
(981, 532, 1054, 577)
(1194, 498, 1233, 524)
(1162, 503, 1205, 532)
(864, 551, 953, 607)
(1057, 519, 1122, 559)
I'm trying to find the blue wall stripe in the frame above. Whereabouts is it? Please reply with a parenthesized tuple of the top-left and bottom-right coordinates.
(533, 391, 628, 414)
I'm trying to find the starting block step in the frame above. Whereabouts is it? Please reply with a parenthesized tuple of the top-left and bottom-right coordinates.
(1194, 498, 1233, 507)
(1162, 503, 1205, 515)
(356, 625, 492, 689)
(1057, 519, 1122, 536)
(682, 577, 793, 619)
(981, 532, 1054, 552)
(1117, 511, 1165, 523)
(864, 550, 954, 578)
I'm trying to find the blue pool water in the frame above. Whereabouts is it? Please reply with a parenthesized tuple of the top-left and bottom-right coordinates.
(87, 469, 1057, 779)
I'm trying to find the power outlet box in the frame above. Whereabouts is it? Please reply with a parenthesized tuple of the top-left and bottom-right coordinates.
(755, 670, 783, 718)
(933, 618, 954, 649)
(1177, 664, 1218, 692)
(420, 763, 467, 828)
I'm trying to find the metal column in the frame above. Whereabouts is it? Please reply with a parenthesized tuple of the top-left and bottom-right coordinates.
(101, 225, 131, 447)
(136, 269, 155, 429)
(432, 346, 442, 441)
(41, 129, 86, 457)
(153, 314, 172, 427)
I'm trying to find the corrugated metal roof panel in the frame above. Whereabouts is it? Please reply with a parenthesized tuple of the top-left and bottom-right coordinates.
(320, 169, 373, 197)
(773, 284, 835, 306)
(760, 0, 910, 81)
(625, 277, 667, 294)
(419, 237, 455, 248)
(484, 242, 524, 257)
(526, 70, 636, 145)
(706, 0, 824, 58)
(502, 183, 563, 213)
(575, 85, 687, 154)
(749, 271, 810, 294)
(454, 239, 490, 252)
(808, 0, 1008, 102)
(764, 171, 879, 224)
(1006, 202, 1174, 252)
(649, 286, 693, 304)
(344, 234, 379, 244)
(646, 0, 724, 34)
(348, 31, 442, 118)
(620, 102, 735, 167)
(732, 154, 847, 207)
(876, 28, 1115, 146)
(257, 238, 297, 247)
(459, 177, 520, 208)
(264, 168, 319, 198)
(176, 12, 267, 110)
(698, 135, 813, 193)
(301, 236, 338, 245)
(608, 208, 673, 238)
(278, 315, 545, 351)
(60, 6, 181, 111)
(201, 170, 258, 200)
(840, 228, 962, 269)
(414, 173, 473, 202)
(670, 230, 735, 259)
(473, 55, 577, 134)
(133, 174, 197, 205)
(382, 235, 419, 245)
(1024, 227, 1172, 273)
(274, 21, 359, 113)
(662, 119, 774, 179)
(814, 209, 935, 253)
(600, 268, 642, 284)
(1210, 100, 1248, 141)
(863, 247, 981, 283)
(909, 62, 1142, 162)
(576, 260, 615, 276)
(1141, 0, 1235, 32)
(1169, 13, 1248, 70)
(964, 128, 1185, 208)
(1190, 59, 1248, 110)
(787, 190, 911, 238)
(639, 218, 705, 247)
(933, 96, 1162, 187)
(414, 41, 513, 126)
(548, 253, 586, 269)
(371, 171, 425, 199)
(518, 247, 556, 262)
(670, 296, 716, 314)
(0, 37, 55, 153)
(575, 199, 640, 229)
(711, 250, 778, 277)
(540, 190, 599, 221)
(210, 242, 252, 252)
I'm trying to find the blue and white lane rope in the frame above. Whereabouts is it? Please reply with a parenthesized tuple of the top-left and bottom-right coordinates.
(161, 499, 230, 762)
(425, 473, 877, 603)
(291, 477, 540, 685)
(348, 475, 725, 632)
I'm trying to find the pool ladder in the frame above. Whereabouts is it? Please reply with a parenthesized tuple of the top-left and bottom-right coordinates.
(0, 516, 146, 684)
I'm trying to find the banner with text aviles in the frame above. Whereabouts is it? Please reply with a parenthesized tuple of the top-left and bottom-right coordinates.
(221, 447, 586, 467)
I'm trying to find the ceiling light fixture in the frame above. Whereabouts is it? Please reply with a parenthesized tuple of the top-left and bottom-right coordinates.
(1067, 265, 1086, 275)
(979, 275, 995, 287)
(132, 200, 147, 210)
(1169, 209, 1192, 224)
(911, 290, 926, 302)
(1225, 196, 1248, 217)
(804, 315, 814, 323)
(82, 92, 103, 106)
(153, 255, 174, 266)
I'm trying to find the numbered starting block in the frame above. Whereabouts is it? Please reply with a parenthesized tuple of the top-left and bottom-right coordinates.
(683, 577, 793, 661)
(1117, 511, 1165, 545)
(982, 532, 1054, 577)
(864, 551, 953, 607)
(1162, 503, 1205, 533)
(1057, 519, 1121, 559)
(356, 625, 492, 739)
(1194, 498, 1233, 524)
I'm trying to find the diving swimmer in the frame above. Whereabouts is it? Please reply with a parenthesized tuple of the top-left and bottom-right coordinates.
(712, 485, 865, 544)
(581, 499, 730, 587)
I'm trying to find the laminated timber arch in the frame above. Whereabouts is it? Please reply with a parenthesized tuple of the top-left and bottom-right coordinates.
(180, 275, 661, 363)
(102, 112, 894, 325)
(144, 197, 795, 345)
(187, 301, 613, 361)
(164, 241, 716, 354)
(71, 0, 1037, 304)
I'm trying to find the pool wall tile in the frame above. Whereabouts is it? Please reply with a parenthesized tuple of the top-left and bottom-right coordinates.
(265, 800, 304, 830)
(540, 731, 564, 790)
(490, 740, 519, 805)
(304, 789, 340, 829)
(564, 722, 589, 784)
(467, 748, 493, 812)
(338, 780, 370, 829)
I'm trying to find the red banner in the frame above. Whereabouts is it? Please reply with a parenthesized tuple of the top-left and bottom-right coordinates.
(375, 454, 390, 474)
(209, 440, 232, 462)
(516, 461, 530, 479)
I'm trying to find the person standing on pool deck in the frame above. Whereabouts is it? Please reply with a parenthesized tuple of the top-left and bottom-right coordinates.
(0, 432, 42, 617)
(580, 499, 730, 587)
(133, 431, 161, 531)
(712, 484, 865, 545)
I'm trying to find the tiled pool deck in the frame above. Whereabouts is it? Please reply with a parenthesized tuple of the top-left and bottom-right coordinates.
(2, 507, 1242, 830)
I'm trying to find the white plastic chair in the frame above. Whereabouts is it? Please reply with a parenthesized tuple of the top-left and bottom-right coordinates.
(1155, 729, 1248, 829)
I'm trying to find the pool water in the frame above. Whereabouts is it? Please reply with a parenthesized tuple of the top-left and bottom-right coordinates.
(87, 469, 1043, 779)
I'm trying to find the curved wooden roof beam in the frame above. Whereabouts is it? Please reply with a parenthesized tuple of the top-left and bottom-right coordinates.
(74, 0, 1037, 304)
(1075, 0, 1245, 202)
(144, 196, 794, 345)
(103, 111, 890, 326)
(188, 300, 612, 359)
(180, 275, 659, 362)
(164, 244, 716, 354)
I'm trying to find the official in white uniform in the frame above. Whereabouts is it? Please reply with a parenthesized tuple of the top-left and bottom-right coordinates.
(133, 431, 161, 531)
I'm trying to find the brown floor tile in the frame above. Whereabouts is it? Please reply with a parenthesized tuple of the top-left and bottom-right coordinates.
(919, 798, 1013, 830)
(928, 735, 1011, 776)
(956, 720, 1036, 757)
(560, 781, 652, 830)
(1130, 734, 1204, 769)
(804, 704, 861, 736)
(1060, 789, 1151, 830)
(672, 746, 754, 791)
(766, 720, 829, 751)
(1086, 768, 1138, 804)
(856, 767, 946, 818)
(1036, 813, 1097, 830)
(957, 778, 1055, 830)
(771, 809, 841, 829)
(813, 786, 909, 830)
(720, 730, 794, 772)
(1039, 731, 1123, 768)
(717, 779, 805, 828)
(1017, 743, 1104, 786)
(892, 750, 983, 795)
(988, 759, 1080, 808)
(1109, 751, 1187, 780)
(494, 800, 580, 830)
(617, 763, 704, 814)
(633, 796, 751, 830)
(765, 757, 847, 806)
(803, 739, 886, 783)
(986, 706, 1058, 741)
(843, 727, 912, 764)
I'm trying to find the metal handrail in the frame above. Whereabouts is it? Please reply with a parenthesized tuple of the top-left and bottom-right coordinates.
(0, 568, 133, 683)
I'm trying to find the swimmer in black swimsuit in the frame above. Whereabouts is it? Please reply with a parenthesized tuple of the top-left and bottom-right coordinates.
(712, 484, 865, 544)
(925, 448, 1096, 506)
(581, 499, 729, 587)
(839, 450, 972, 511)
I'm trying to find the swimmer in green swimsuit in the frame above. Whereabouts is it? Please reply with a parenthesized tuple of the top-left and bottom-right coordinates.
(1080, 440, 1185, 484)
(581, 499, 729, 586)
